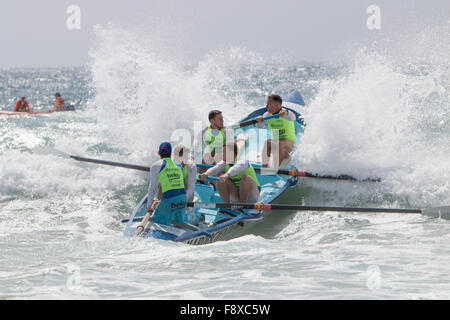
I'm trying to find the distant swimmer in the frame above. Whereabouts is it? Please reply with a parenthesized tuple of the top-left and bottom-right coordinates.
(256, 94, 296, 168)
(53, 93, 66, 111)
(14, 96, 31, 113)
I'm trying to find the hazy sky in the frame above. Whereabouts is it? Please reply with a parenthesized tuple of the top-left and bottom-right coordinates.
(0, 0, 448, 68)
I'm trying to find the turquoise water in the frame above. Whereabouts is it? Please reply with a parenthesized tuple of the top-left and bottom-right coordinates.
(0, 23, 449, 299)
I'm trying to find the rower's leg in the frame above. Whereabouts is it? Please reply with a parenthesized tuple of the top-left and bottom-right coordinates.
(261, 139, 272, 168)
(217, 179, 238, 203)
(278, 140, 295, 168)
(238, 175, 260, 203)
(200, 152, 215, 174)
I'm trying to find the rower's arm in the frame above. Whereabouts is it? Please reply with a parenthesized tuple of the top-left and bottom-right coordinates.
(226, 160, 249, 177)
(186, 162, 197, 200)
(205, 161, 226, 176)
(13, 101, 20, 112)
(133, 208, 152, 237)
(255, 112, 270, 128)
(146, 161, 162, 204)
(281, 109, 296, 121)
(193, 127, 207, 155)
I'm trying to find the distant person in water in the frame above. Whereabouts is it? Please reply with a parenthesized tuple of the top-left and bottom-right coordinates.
(14, 96, 31, 113)
(53, 93, 66, 111)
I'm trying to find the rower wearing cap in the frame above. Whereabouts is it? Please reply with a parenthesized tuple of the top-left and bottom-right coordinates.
(256, 94, 296, 168)
(200, 141, 260, 204)
(133, 142, 187, 236)
(173, 143, 197, 202)
(14, 95, 31, 113)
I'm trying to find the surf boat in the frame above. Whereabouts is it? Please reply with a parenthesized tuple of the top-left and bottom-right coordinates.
(0, 110, 55, 116)
(123, 91, 307, 245)
(0, 107, 75, 116)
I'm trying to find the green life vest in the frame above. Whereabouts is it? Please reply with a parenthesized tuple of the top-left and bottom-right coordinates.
(158, 158, 185, 196)
(268, 108, 296, 142)
(204, 126, 225, 153)
(225, 162, 260, 189)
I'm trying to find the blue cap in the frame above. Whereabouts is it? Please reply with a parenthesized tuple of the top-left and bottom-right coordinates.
(158, 142, 172, 156)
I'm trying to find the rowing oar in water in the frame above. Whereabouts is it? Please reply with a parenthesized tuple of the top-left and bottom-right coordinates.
(70, 155, 380, 182)
(71, 155, 378, 182)
(196, 163, 380, 182)
(120, 203, 450, 224)
(187, 202, 450, 220)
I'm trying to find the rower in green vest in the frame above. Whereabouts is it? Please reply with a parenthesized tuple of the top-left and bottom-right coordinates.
(200, 141, 260, 204)
(256, 94, 296, 169)
(198, 110, 233, 173)
(134, 142, 187, 237)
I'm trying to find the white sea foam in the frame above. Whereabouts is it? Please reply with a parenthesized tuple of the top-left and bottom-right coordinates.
(295, 31, 450, 208)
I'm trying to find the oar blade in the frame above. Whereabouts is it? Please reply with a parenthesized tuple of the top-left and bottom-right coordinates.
(422, 206, 450, 220)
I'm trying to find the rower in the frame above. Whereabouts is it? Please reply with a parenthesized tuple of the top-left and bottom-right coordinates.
(53, 93, 66, 111)
(198, 110, 233, 172)
(133, 142, 187, 236)
(14, 95, 31, 113)
(256, 94, 296, 169)
(173, 144, 197, 202)
(200, 141, 260, 204)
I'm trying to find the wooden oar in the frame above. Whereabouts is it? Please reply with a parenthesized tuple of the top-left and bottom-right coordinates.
(187, 202, 450, 220)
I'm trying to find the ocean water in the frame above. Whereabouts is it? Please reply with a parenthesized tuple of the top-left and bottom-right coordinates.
(1, 23, 449, 300)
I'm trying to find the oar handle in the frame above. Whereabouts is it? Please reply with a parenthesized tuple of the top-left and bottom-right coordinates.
(197, 175, 219, 181)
